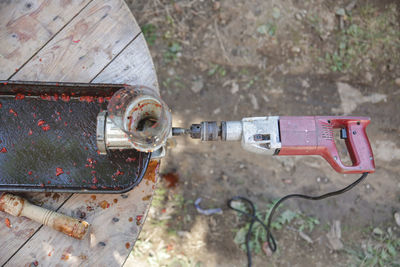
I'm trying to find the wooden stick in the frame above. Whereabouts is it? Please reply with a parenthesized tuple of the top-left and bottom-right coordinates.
(0, 193, 90, 240)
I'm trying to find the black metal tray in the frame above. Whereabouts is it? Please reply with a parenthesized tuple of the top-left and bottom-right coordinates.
(0, 81, 151, 193)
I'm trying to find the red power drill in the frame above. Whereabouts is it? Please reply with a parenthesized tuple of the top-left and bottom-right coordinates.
(173, 116, 375, 174)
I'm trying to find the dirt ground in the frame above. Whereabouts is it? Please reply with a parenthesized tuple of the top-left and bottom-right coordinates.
(125, 0, 400, 266)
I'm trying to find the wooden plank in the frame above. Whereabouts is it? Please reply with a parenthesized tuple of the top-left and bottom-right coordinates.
(0, 193, 71, 265)
(5, 161, 160, 267)
(93, 33, 159, 93)
(12, 0, 140, 82)
(1, 0, 149, 265)
(0, 0, 91, 79)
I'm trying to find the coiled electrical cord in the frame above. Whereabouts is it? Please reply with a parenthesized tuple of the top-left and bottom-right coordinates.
(227, 172, 368, 267)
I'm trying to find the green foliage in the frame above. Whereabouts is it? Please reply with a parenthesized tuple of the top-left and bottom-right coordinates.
(207, 64, 226, 77)
(141, 23, 157, 46)
(257, 23, 276, 36)
(346, 227, 400, 267)
(233, 201, 320, 255)
(164, 42, 182, 63)
(325, 4, 400, 73)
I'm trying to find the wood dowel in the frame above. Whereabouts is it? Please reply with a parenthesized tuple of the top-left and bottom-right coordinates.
(0, 193, 90, 240)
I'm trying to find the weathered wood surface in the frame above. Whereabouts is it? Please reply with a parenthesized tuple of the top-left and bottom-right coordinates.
(0, 0, 91, 79)
(0, 0, 160, 266)
(12, 0, 140, 82)
(5, 161, 160, 267)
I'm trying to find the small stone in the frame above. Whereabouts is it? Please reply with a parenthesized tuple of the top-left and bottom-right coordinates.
(98, 242, 106, 247)
(365, 72, 373, 82)
(291, 47, 301, 53)
(316, 177, 322, 183)
(249, 94, 259, 110)
(239, 164, 245, 169)
(299, 231, 313, 244)
(191, 77, 204, 93)
(213, 108, 221, 114)
(168, 68, 175, 76)
(231, 81, 239, 94)
(395, 78, 400, 87)
(301, 80, 310, 88)
(295, 13, 303, 20)
(326, 220, 343, 251)
(112, 217, 119, 222)
(394, 212, 400, 227)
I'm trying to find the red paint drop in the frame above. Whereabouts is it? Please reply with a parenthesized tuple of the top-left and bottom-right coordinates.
(0, 147, 7, 153)
(9, 109, 17, 117)
(37, 120, 46, 126)
(28, 171, 33, 175)
(15, 93, 25, 100)
(126, 157, 136, 163)
(56, 167, 64, 176)
(162, 173, 179, 188)
(61, 94, 70, 102)
(72, 39, 80, 43)
(42, 125, 50, 131)
(28, 129, 33, 135)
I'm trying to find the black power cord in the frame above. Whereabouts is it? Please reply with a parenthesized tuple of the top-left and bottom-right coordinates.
(227, 172, 369, 267)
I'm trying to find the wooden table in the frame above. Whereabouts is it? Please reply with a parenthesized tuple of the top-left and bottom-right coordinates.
(0, 1, 160, 266)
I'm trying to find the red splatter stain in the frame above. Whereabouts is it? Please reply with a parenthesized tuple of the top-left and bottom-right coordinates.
(126, 157, 136, 163)
(0, 103, 2, 109)
(97, 97, 104, 103)
(9, 109, 17, 117)
(64, 122, 68, 126)
(136, 215, 143, 225)
(56, 167, 64, 176)
(125, 242, 130, 249)
(79, 96, 94, 103)
(5, 218, 11, 228)
(15, 93, 24, 100)
(28, 129, 33, 135)
(52, 94, 59, 101)
(0, 147, 7, 153)
(166, 244, 174, 251)
(72, 39, 80, 43)
(162, 173, 179, 188)
(37, 120, 46, 126)
(39, 58, 42, 62)
(161, 208, 166, 213)
(61, 94, 70, 102)
(28, 171, 33, 175)
(40, 94, 51, 101)
(99, 200, 110, 209)
(42, 125, 50, 131)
